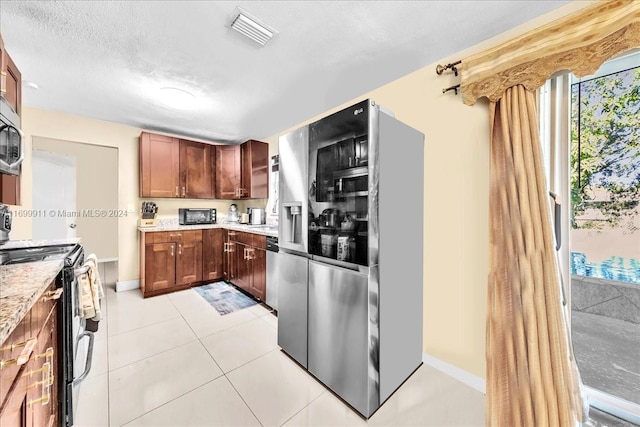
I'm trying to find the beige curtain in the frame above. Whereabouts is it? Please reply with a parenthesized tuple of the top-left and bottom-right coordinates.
(487, 85, 583, 426)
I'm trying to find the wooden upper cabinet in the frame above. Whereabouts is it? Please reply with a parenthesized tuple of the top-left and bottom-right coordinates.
(215, 144, 241, 199)
(140, 132, 180, 198)
(3, 53, 21, 117)
(1, 32, 22, 117)
(0, 33, 5, 101)
(0, 173, 20, 205)
(241, 140, 269, 199)
(139, 131, 268, 200)
(179, 139, 214, 199)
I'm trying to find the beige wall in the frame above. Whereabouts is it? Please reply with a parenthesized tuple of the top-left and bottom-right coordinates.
(13, 107, 260, 281)
(9, 0, 594, 379)
(261, 1, 595, 378)
(32, 137, 119, 260)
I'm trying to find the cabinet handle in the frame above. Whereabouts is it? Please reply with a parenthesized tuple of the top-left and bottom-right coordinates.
(178, 244, 182, 255)
(43, 288, 63, 301)
(170, 246, 174, 257)
(223, 242, 227, 252)
(182, 186, 186, 197)
(22, 362, 50, 378)
(176, 187, 179, 197)
(35, 347, 54, 360)
(0, 337, 37, 369)
(27, 362, 51, 407)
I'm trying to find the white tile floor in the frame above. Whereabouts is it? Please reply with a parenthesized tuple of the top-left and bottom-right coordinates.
(74, 284, 485, 426)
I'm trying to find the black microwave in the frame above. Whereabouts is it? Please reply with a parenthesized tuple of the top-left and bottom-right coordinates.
(179, 208, 216, 225)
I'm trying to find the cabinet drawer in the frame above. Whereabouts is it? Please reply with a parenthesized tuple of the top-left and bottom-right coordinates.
(30, 281, 58, 338)
(252, 234, 266, 249)
(0, 312, 32, 407)
(234, 232, 254, 246)
(182, 230, 202, 242)
(146, 232, 168, 244)
(150, 230, 203, 243)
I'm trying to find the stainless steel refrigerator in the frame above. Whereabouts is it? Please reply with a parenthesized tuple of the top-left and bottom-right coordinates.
(277, 99, 424, 417)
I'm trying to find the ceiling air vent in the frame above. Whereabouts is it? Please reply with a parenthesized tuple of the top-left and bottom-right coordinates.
(229, 8, 277, 46)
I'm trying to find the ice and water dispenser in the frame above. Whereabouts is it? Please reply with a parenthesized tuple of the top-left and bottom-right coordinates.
(282, 202, 303, 246)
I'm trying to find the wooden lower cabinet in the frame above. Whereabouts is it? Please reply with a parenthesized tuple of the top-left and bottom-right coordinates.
(203, 229, 223, 282)
(145, 243, 176, 292)
(234, 242, 251, 292)
(0, 374, 30, 427)
(140, 230, 203, 297)
(228, 232, 267, 301)
(29, 309, 58, 427)
(1, 279, 61, 427)
(140, 229, 267, 300)
(249, 247, 266, 301)
(223, 230, 236, 282)
(176, 240, 202, 286)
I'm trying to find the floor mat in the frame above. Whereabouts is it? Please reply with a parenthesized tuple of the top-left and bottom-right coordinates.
(193, 281, 257, 315)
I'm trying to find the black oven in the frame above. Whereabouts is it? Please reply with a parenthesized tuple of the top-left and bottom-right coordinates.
(179, 208, 216, 225)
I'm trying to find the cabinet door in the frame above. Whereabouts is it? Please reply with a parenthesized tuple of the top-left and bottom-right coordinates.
(215, 145, 241, 199)
(249, 247, 266, 301)
(179, 140, 213, 199)
(0, 33, 6, 101)
(3, 52, 21, 116)
(29, 309, 58, 427)
(0, 169, 20, 205)
(203, 229, 223, 282)
(223, 232, 236, 282)
(145, 243, 176, 291)
(234, 243, 251, 292)
(0, 375, 30, 427)
(176, 240, 203, 286)
(241, 140, 269, 199)
(140, 133, 180, 198)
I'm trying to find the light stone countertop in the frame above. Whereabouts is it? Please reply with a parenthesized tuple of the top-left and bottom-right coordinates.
(0, 260, 64, 344)
(138, 219, 278, 237)
(0, 237, 82, 250)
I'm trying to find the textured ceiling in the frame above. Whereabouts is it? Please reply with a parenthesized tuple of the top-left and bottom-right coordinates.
(0, 1, 569, 143)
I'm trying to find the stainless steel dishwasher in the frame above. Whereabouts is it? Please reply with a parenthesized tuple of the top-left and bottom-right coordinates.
(266, 236, 280, 311)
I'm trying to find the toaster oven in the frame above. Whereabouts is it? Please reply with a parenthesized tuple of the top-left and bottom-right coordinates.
(179, 208, 217, 225)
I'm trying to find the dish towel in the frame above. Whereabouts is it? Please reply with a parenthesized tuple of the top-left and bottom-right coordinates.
(77, 254, 104, 331)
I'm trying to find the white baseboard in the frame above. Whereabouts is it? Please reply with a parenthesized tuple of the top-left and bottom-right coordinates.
(422, 353, 486, 394)
(115, 279, 139, 292)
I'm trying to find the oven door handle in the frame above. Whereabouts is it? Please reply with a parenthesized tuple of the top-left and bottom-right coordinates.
(72, 331, 94, 386)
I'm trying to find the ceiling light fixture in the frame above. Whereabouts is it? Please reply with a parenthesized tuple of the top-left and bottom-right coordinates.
(23, 80, 39, 90)
(229, 8, 277, 46)
(158, 87, 195, 110)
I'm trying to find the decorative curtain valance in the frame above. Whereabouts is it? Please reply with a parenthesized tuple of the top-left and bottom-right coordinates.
(461, 0, 640, 105)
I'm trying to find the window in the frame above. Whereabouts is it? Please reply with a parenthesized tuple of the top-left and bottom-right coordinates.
(539, 51, 640, 425)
